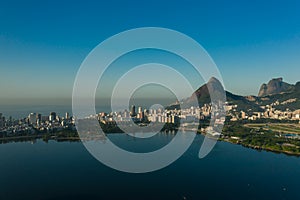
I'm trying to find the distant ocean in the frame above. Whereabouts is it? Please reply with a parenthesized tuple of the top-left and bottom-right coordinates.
(0, 98, 175, 119)
(0, 104, 111, 119)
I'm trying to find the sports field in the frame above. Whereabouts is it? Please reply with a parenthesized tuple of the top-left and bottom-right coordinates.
(244, 123, 300, 134)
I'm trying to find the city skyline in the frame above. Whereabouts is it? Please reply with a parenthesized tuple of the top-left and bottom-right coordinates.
(1, 1, 300, 198)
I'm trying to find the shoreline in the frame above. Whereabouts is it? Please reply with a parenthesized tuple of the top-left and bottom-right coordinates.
(1, 131, 300, 157)
(221, 138, 300, 157)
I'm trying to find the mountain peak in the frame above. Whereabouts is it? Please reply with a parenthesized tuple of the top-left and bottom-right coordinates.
(208, 76, 219, 83)
(258, 77, 294, 97)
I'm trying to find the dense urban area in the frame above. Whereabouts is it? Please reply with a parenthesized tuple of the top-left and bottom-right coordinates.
(1, 98, 300, 155)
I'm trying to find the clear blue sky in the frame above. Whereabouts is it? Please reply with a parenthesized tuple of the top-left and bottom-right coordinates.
(1, 0, 300, 104)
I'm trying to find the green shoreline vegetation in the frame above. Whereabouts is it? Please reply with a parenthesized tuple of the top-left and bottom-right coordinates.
(220, 120, 300, 156)
(1, 120, 300, 157)
(0, 122, 179, 144)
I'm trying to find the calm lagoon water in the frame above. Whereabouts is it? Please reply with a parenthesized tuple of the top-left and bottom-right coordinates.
(0, 132, 300, 200)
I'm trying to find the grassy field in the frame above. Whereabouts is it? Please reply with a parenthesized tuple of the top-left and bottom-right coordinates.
(244, 123, 300, 134)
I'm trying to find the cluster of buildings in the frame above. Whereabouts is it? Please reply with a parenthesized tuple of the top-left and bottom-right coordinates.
(229, 103, 300, 122)
(97, 103, 225, 126)
(1, 97, 299, 137)
(0, 102, 227, 137)
(97, 105, 181, 124)
(0, 112, 75, 136)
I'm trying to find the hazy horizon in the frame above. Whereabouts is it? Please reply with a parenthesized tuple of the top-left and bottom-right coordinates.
(1, 0, 300, 103)
(0, 76, 299, 106)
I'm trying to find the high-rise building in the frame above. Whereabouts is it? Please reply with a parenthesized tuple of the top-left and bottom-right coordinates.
(130, 105, 136, 117)
(37, 113, 42, 125)
(143, 109, 148, 117)
(158, 115, 162, 123)
(49, 112, 57, 122)
(138, 106, 142, 114)
(8, 116, 13, 126)
(137, 106, 143, 119)
(123, 110, 129, 118)
(28, 113, 37, 124)
(171, 115, 179, 124)
(153, 109, 157, 115)
(0, 113, 3, 128)
(36, 113, 41, 120)
(65, 112, 69, 119)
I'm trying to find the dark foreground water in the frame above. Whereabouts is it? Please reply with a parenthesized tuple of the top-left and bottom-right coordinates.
(0, 132, 300, 200)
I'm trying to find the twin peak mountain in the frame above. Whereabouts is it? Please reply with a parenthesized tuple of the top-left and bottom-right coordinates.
(258, 77, 300, 97)
(172, 77, 300, 112)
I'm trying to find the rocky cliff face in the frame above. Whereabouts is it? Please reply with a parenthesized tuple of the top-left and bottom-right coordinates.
(189, 77, 226, 104)
(169, 77, 300, 112)
(181, 77, 263, 112)
(258, 78, 294, 97)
